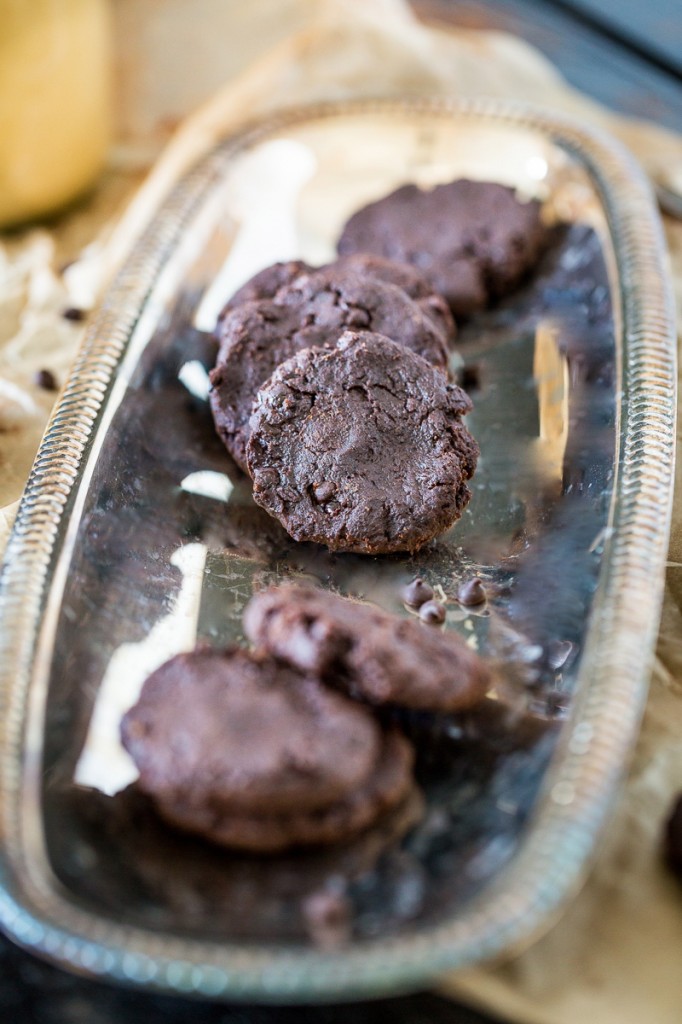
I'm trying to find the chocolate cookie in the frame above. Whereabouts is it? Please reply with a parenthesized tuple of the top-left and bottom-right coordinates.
(218, 254, 455, 344)
(245, 584, 491, 712)
(334, 253, 456, 345)
(246, 330, 478, 554)
(337, 179, 547, 317)
(210, 267, 449, 470)
(120, 647, 380, 816)
(218, 260, 311, 322)
(159, 731, 414, 853)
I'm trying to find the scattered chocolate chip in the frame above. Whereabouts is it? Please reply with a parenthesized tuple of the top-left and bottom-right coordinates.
(664, 794, 682, 878)
(457, 577, 486, 606)
(419, 600, 446, 625)
(34, 368, 58, 391)
(62, 307, 86, 322)
(302, 881, 351, 949)
(402, 577, 434, 608)
(458, 363, 482, 391)
(313, 481, 336, 504)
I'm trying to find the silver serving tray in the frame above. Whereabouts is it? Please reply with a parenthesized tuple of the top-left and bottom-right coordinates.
(0, 98, 676, 1002)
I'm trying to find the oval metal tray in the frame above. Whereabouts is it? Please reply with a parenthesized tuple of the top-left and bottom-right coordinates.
(0, 98, 676, 1002)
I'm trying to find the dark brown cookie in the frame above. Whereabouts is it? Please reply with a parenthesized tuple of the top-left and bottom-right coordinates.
(337, 179, 547, 317)
(210, 267, 449, 470)
(217, 260, 312, 322)
(159, 730, 414, 853)
(246, 330, 478, 554)
(218, 254, 455, 345)
(120, 647, 380, 816)
(244, 584, 491, 712)
(333, 254, 456, 345)
(270, 263, 450, 366)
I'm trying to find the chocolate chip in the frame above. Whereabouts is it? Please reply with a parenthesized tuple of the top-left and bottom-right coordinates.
(62, 307, 86, 322)
(254, 468, 279, 488)
(313, 481, 336, 504)
(457, 578, 486, 606)
(402, 578, 433, 608)
(664, 794, 682, 878)
(34, 368, 58, 391)
(419, 600, 446, 625)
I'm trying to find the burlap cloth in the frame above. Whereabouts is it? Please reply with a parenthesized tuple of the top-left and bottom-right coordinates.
(1, 2, 681, 1020)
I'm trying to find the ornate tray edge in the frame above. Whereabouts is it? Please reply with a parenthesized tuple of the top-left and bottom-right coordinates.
(0, 97, 676, 1002)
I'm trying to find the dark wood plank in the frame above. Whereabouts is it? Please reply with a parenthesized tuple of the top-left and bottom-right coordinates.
(414, 0, 682, 133)
(543, 0, 682, 79)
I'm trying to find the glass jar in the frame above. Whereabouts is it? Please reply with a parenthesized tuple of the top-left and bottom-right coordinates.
(0, 0, 111, 227)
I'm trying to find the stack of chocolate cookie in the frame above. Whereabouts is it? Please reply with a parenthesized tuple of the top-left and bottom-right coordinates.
(209, 255, 476, 554)
(209, 178, 547, 554)
(121, 645, 416, 854)
(121, 585, 491, 853)
(119, 179, 544, 855)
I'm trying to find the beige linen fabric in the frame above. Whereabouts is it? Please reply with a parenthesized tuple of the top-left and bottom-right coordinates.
(1, 2, 681, 1020)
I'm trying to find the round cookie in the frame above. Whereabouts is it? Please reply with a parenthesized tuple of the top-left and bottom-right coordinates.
(218, 254, 455, 344)
(245, 584, 492, 712)
(158, 731, 414, 853)
(337, 179, 547, 317)
(246, 330, 479, 554)
(120, 647, 380, 815)
(210, 268, 449, 470)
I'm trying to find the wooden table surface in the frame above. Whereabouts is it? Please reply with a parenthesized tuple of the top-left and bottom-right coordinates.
(3, 3, 680, 1022)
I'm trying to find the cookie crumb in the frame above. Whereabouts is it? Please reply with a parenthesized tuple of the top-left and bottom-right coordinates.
(34, 369, 58, 391)
(62, 307, 86, 322)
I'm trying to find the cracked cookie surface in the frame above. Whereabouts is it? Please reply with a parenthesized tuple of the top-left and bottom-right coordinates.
(210, 266, 448, 470)
(246, 330, 479, 554)
(337, 179, 547, 317)
(219, 254, 455, 344)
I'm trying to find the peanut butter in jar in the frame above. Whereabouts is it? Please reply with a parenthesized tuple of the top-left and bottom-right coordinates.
(0, 0, 112, 227)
